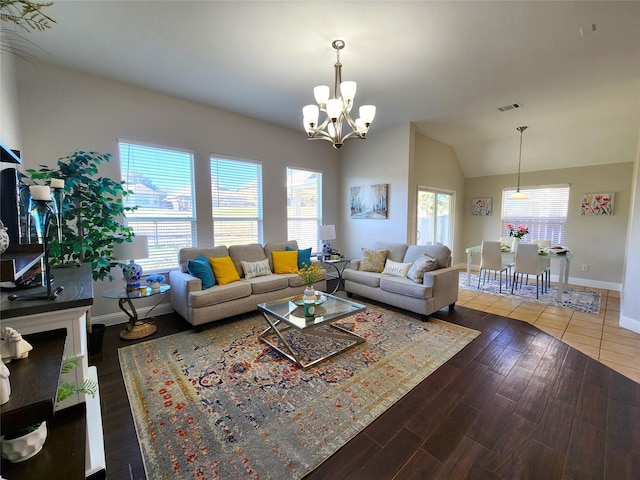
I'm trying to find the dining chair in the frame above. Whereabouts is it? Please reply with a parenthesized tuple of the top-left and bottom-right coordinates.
(512, 243, 547, 298)
(478, 240, 512, 292)
(532, 239, 552, 288)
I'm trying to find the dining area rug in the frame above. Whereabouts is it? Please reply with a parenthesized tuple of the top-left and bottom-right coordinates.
(118, 303, 479, 479)
(459, 271, 601, 314)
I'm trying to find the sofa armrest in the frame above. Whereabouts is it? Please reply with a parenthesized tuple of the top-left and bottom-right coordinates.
(423, 267, 459, 311)
(169, 269, 202, 321)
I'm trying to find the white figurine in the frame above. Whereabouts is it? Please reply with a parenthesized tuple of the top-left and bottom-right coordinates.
(0, 362, 10, 405)
(1, 327, 33, 363)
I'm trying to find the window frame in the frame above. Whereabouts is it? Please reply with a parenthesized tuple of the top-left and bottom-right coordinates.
(286, 167, 323, 252)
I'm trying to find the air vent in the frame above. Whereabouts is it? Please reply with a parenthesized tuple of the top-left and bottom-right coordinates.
(497, 102, 523, 112)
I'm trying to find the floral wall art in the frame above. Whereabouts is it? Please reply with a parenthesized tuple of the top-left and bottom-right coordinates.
(471, 197, 492, 216)
(581, 192, 615, 216)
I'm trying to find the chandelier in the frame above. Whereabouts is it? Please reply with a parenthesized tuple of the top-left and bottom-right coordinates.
(510, 126, 528, 200)
(302, 40, 376, 149)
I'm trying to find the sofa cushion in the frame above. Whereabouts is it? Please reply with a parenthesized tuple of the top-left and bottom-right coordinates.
(179, 246, 229, 273)
(241, 258, 272, 279)
(404, 244, 451, 269)
(407, 253, 437, 283)
(286, 245, 313, 269)
(373, 242, 409, 263)
(359, 248, 388, 273)
(380, 276, 433, 299)
(187, 254, 216, 289)
(382, 259, 412, 278)
(272, 250, 299, 274)
(209, 256, 241, 285)
(248, 275, 290, 294)
(343, 269, 382, 288)
(229, 243, 267, 277)
(189, 281, 252, 308)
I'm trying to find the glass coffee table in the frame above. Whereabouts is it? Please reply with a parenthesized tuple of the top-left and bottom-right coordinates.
(257, 292, 366, 369)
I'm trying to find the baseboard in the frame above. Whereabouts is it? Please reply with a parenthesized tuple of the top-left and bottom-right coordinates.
(455, 263, 622, 292)
(620, 313, 640, 334)
(91, 303, 175, 327)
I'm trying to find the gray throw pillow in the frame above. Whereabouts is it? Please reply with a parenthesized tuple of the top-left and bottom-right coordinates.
(407, 253, 437, 283)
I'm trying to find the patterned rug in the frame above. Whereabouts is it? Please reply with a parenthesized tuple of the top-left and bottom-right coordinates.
(119, 303, 479, 479)
(459, 271, 601, 314)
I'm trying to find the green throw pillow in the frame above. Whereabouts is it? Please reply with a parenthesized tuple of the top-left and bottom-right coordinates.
(187, 254, 216, 289)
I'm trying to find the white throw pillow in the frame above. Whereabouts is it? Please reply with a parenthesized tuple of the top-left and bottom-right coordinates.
(241, 259, 272, 279)
(407, 253, 437, 283)
(382, 259, 412, 278)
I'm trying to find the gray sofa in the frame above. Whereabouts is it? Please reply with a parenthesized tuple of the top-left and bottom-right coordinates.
(170, 240, 327, 328)
(343, 242, 458, 320)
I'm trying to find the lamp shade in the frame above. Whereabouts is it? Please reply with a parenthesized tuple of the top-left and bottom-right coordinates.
(318, 224, 336, 241)
(113, 235, 149, 261)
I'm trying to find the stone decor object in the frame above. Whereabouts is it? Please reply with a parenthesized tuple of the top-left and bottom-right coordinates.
(0, 362, 10, 405)
(1, 327, 33, 364)
(0, 220, 9, 254)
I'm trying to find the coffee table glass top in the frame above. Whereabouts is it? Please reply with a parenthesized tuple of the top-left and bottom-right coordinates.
(258, 292, 365, 329)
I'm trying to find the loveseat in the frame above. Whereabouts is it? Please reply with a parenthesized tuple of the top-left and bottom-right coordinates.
(343, 242, 458, 320)
(170, 241, 327, 329)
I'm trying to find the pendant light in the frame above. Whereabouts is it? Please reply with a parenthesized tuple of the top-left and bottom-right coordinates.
(510, 126, 528, 200)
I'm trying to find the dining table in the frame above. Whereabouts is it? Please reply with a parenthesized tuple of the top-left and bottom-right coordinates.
(465, 245, 572, 302)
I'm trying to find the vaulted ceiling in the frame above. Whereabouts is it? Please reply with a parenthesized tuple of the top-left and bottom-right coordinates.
(11, 1, 640, 177)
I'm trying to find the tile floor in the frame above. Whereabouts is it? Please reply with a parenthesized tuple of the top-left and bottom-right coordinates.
(458, 274, 640, 384)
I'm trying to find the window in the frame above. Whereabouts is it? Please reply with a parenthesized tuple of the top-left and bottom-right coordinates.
(502, 184, 570, 245)
(416, 187, 454, 248)
(210, 156, 263, 246)
(119, 140, 195, 272)
(287, 168, 322, 251)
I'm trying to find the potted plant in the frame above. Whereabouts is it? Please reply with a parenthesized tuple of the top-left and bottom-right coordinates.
(24, 150, 137, 281)
(0, 356, 96, 463)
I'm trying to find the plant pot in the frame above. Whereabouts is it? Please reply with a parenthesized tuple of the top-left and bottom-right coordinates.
(0, 421, 47, 463)
(148, 282, 161, 292)
(88, 323, 106, 356)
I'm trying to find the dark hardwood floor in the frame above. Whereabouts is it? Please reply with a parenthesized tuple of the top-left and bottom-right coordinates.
(92, 299, 640, 479)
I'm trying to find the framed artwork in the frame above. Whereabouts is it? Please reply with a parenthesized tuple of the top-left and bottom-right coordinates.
(581, 192, 615, 216)
(350, 184, 388, 219)
(471, 197, 492, 216)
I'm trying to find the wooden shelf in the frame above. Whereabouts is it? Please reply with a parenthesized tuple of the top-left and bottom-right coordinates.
(0, 244, 44, 282)
(0, 329, 67, 434)
(0, 402, 86, 480)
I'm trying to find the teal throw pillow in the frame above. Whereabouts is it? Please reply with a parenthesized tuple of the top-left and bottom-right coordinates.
(286, 246, 313, 269)
(187, 254, 216, 289)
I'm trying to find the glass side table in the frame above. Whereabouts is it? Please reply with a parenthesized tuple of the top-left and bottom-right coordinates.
(319, 258, 351, 294)
(102, 284, 170, 340)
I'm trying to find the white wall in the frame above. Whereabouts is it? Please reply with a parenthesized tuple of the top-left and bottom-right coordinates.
(14, 61, 339, 317)
(620, 131, 640, 333)
(464, 163, 634, 289)
(338, 123, 411, 258)
(0, 51, 21, 149)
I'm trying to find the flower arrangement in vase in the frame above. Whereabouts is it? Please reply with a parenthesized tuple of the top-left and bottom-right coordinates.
(145, 274, 165, 291)
(505, 223, 528, 239)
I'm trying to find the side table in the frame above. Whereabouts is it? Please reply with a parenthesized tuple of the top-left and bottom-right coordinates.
(102, 284, 170, 340)
(320, 258, 351, 294)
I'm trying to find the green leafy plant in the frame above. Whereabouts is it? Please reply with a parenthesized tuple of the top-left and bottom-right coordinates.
(25, 150, 137, 281)
(0, 0, 56, 61)
(57, 356, 97, 403)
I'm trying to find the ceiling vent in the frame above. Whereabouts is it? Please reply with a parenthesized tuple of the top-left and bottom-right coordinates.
(497, 102, 523, 112)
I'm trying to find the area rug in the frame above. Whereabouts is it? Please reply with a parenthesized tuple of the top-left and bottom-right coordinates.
(459, 271, 601, 314)
(118, 303, 479, 479)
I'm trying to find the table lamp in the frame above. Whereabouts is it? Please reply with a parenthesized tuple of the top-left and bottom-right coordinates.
(113, 235, 149, 292)
(318, 224, 336, 258)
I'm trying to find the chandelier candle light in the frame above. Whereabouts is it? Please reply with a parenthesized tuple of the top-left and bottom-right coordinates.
(302, 40, 376, 149)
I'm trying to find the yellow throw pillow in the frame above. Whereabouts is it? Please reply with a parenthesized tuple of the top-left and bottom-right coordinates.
(359, 248, 388, 273)
(208, 256, 240, 285)
(272, 250, 299, 274)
